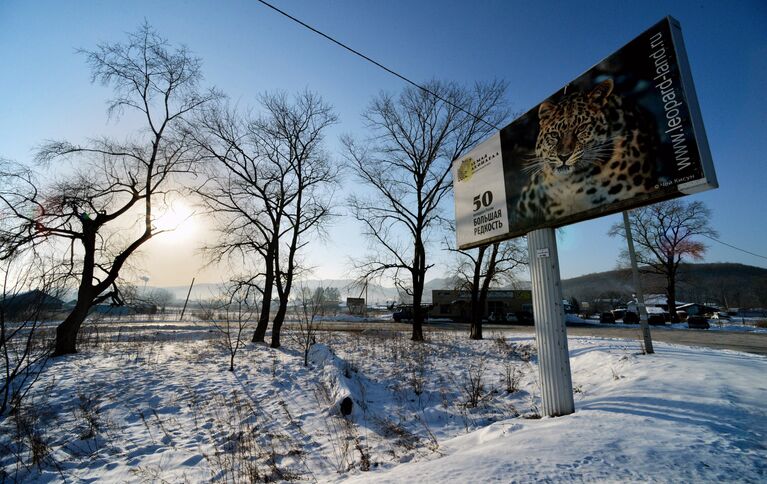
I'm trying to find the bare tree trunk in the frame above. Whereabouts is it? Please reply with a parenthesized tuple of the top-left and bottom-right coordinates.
(411, 238, 426, 342)
(474, 289, 491, 340)
(411, 284, 424, 342)
(270, 302, 287, 349)
(252, 245, 275, 343)
(53, 298, 91, 355)
(54, 229, 98, 356)
(469, 246, 485, 340)
(667, 273, 678, 323)
(271, 261, 296, 348)
(469, 300, 483, 339)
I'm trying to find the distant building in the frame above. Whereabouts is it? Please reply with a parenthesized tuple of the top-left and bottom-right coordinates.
(642, 294, 687, 311)
(346, 298, 365, 316)
(677, 302, 720, 317)
(89, 303, 157, 316)
(430, 289, 532, 322)
(590, 298, 625, 314)
(0, 289, 63, 320)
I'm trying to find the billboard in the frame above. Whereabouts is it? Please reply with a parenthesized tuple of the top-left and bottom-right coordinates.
(454, 17, 717, 249)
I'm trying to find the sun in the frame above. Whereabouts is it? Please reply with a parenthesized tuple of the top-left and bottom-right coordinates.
(153, 200, 198, 243)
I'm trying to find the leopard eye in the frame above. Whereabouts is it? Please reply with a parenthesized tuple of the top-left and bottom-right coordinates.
(546, 133, 559, 143)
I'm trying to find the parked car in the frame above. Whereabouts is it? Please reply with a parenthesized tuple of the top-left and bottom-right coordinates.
(622, 311, 639, 324)
(647, 313, 667, 325)
(392, 307, 412, 322)
(687, 315, 710, 329)
(599, 312, 616, 324)
(392, 305, 432, 322)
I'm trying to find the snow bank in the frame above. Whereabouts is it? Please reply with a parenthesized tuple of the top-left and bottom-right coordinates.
(4, 331, 765, 482)
(347, 340, 767, 482)
(307, 343, 365, 419)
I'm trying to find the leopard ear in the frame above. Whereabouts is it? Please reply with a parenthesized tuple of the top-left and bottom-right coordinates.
(589, 79, 614, 106)
(538, 101, 555, 123)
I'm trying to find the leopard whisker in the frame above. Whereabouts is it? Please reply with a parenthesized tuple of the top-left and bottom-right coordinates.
(521, 158, 550, 175)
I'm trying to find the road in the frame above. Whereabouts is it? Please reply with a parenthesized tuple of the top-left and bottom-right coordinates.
(307, 320, 767, 356)
(568, 324, 767, 356)
(424, 321, 767, 356)
(76, 318, 767, 356)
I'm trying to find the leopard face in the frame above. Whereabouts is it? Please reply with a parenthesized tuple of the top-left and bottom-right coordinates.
(516, 78, 658, 221)
(528, 79, 614, 179)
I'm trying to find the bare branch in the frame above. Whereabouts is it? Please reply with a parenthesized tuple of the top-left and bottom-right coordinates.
(345, 80, 509, 340)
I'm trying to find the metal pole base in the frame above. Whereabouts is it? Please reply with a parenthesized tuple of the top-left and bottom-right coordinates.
(528, 228, 574, 417)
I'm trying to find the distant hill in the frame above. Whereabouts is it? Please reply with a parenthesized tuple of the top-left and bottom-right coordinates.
(560, 263, 767, 308)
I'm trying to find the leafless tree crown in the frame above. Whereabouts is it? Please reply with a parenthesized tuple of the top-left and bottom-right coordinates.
(345, 80, 509, 339)
(0, 23, 220, 354)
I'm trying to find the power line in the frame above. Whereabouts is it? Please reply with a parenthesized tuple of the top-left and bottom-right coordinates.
(254, 0, 502, 131)
(257, 1, 767, 265)
(702, 234, 767, 261)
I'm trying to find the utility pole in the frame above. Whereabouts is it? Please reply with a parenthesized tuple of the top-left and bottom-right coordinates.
(179, 277, 195, 322)
(622, 211, 654, 354)
(358, 278, 369, 317)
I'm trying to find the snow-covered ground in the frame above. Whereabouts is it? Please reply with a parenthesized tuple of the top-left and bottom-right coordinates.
(2, 326, 765, 482)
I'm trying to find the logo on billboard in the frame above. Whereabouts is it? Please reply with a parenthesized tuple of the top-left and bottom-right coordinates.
(457, 157, 474, 182)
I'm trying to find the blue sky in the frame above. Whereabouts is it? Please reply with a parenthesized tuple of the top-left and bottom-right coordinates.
(1, 0, 765, 285)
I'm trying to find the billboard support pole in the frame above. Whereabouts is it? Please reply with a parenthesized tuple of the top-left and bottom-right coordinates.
(527, 228, 574, 417)
(622, 211, 654, 354)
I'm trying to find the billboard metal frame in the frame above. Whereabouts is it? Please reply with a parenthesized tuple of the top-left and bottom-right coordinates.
(453, 16, 717, 251)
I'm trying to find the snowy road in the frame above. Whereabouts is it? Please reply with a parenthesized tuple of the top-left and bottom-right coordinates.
(65, 318, 767, 355)
(423, 321, 767, 356)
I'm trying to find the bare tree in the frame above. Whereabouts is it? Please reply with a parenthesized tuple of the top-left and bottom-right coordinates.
(193, 92, 338, 348)
(212, 287, 256, 372)
(315, 287, 340, 316)
(0, 253, 59, 415)
(0, 24, 219, 355)
(609, 200, 717, 321)
(448, 239, 527, 340)
(144, 288, 174, 314)
(192, 103, 282, 343)
(345, 80, 509, 341)
(261, 93, 338, 349)
(293, 284, 325, 366)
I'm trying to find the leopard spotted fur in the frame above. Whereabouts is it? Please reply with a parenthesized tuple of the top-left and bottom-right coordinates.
(516, 79, 657, 222)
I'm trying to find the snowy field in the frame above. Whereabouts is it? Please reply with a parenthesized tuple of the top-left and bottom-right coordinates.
(1, 326, 765, 482)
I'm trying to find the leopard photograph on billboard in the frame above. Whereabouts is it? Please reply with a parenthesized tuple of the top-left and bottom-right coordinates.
(453, 17, 717, 249)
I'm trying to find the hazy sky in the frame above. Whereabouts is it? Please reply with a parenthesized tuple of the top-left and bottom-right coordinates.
(1, 0, 765, 286)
